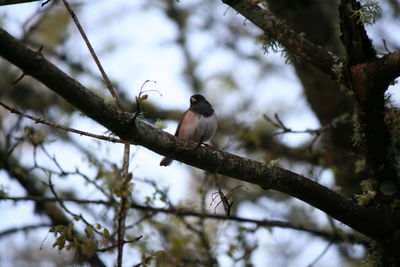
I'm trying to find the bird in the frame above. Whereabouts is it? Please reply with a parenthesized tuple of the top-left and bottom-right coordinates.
(160, 94, 217, 166)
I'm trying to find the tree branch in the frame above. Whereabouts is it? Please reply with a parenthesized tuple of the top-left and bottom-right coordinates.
(0, 26, 391, 239)
(220, 0, 343, 78)
(0, 0, 40, 5)
(368, 50, 400, 86)
(339, 0, 377, 65)
(0, 101, 126, 144)
(0, 223, 52, 238)
(0, 195, 365, 244)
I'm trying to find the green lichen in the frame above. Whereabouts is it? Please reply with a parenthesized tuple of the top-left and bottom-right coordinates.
(267, 158, 280, 168)
(155, 119, 166, 130)
(354, 159, 366, 173)
(352, 113, 365, 147)
(257, 34, 282, 54)
(352, 0, 382, 25)
(354, 179, 377, 206)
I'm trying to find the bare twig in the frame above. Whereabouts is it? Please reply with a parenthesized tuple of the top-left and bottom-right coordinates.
(97, 236, 143, 253)
(0, 223, 52, 238)
(11, 73, 26, 85)
(60, 0, 122, 109)
(75, 167, 116, 201)
(210, 177, 247, 216)
(263, 113, 329, 136)
(263, 113, 331, 151)
(41, 0, 51, 6)
(116, 144, 131, 267)
(307, 215, 337, 266)
(382, 39, 391, 54)
(0, 101, 127, 144)
(0, 0, 40, 5)
(307, 241, 333, 267)
(274, 113, 290, 132)
(47, 175, 98, 234)
(40, 145, 67, 175)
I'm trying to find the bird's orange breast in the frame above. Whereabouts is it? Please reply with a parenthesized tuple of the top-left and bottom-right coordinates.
(178, 110, 199, 141)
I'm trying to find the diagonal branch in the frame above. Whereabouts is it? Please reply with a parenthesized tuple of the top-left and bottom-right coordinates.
(221, 0, 343, 78)
(0, 26, 391, 239)
(61, 0, 122, 110)
(0, 101, 126, 144)
(0, 0, 40, 5)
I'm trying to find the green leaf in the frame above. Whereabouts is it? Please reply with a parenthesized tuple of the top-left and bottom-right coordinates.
(85, 225, 94, 238)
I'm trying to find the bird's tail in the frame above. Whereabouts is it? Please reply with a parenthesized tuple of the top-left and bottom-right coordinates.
(160, 157, 173, 166)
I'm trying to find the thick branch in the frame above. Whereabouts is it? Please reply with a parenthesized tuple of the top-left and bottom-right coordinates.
(221, 0, 342, 77)
(339, 0, 377, 65)
(0, 0, 40, 5)
(368, 50, 400, 86)
(0, 27, 392, 239)
(339, 0, 398, 184)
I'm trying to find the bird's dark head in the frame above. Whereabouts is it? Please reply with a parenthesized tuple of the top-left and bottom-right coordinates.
(190, 94, 207, 105)
(189, 94, 214, 116)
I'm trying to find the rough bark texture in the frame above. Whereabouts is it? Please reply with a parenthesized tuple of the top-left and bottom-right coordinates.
(266, 0, 360, 196)
(339, 0, 398, 189)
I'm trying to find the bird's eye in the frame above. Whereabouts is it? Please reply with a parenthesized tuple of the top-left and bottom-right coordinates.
(190, 97, 197, 103)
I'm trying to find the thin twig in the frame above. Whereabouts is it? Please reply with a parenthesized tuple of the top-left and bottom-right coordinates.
(0, 101, 128, 144)
(61, 0, 122, 109)
(40, 145, 67, 175)
(117, 144, 131, 267)
(274, 113, 291, 131)
(75, 167, 116, 201)
(11, 73, 25, 85)
(211, 176, 233, 216)
(263, 113, 329, 136)
(47, 175, 100, 236)
(307, 241, 333, 267)
(97, 236, 143, 253)
(41, 0, 51, 6)
(0, 223, 52, 238)
(382, 39, 391, 54)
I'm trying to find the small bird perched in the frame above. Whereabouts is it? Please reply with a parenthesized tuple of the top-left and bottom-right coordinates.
(160, 94, 217, 166)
